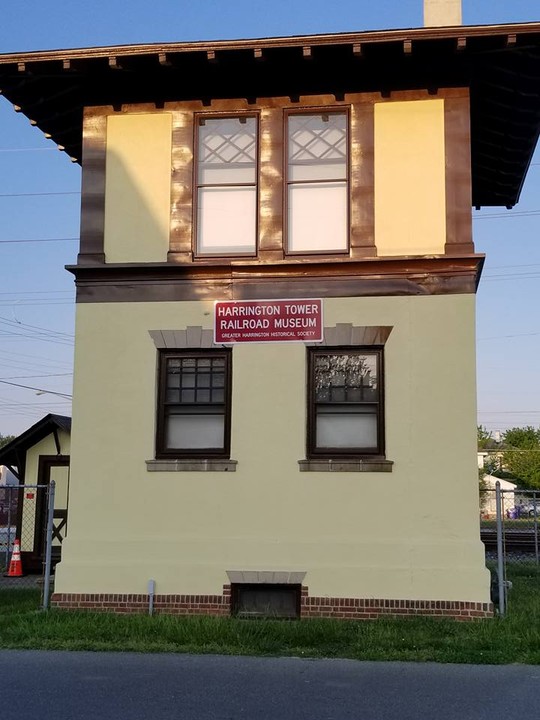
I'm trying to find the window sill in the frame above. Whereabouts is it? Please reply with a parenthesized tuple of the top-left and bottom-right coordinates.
(298, 458, 393, 472)
(146, 459, 237, 472)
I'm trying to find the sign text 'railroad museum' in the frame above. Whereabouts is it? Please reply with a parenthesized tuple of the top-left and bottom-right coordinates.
(214, 299, 323, 343)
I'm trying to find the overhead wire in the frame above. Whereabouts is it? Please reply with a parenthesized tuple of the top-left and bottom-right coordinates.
(0, 379, 72, 398)
(0, 147, 57, 153)
(0, 318, 74, 346)
(0, 315, 74, 339)
(0, 373, 72, 380)
(0, 191, 79, 198)
(0, 237, 78, 244)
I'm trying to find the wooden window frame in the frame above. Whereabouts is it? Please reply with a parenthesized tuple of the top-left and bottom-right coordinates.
(193, 112, 260, 259)
(307, 346, 384, 459)
(156, 349, 232, 459)
(284, 107, 351, 257)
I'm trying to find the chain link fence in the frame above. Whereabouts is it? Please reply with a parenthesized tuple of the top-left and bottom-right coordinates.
(3, 479, 537, 616)
(0, 482, 56, 608)
(480, 485, 540, 616)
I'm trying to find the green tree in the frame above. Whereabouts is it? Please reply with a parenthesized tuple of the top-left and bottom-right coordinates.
(502, 426, 540, 489)
(477, 425, 492, 450)
(503, 426, 540, 449)
(0, 434, 15, 449)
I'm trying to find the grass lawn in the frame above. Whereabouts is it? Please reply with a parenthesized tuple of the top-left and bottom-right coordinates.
(0, 564, 538, 664)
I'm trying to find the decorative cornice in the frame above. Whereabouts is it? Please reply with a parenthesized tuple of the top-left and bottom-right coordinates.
(67, 254, 484, 303)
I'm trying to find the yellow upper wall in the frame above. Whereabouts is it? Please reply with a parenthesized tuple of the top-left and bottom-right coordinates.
(104, 113, 172, 263)
(99, 98, 457, 262)
(374, 99, 447, 256)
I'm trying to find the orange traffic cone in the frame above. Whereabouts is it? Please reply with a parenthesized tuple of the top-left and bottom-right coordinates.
(5, 539, 24, 577)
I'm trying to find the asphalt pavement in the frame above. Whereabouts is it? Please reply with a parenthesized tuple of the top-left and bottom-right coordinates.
(0, 650, 537, 720)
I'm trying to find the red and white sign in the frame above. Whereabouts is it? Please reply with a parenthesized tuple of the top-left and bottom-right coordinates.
(214, 299, 323, 344)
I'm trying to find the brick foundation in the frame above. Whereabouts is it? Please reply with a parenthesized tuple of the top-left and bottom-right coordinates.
(51, 584, 493, 620)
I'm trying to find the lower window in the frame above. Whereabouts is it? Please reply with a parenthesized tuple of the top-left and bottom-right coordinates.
(231, 584, 301, 619)
(308, 347, 384, 457)
(156, 350, 232, 458)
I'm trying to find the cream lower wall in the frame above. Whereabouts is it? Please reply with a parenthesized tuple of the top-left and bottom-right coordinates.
(55, 295, 489, 602)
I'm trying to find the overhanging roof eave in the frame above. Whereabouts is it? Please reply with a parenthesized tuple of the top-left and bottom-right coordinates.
(1, 21, 540, 65)
(1, 21, 540, 207)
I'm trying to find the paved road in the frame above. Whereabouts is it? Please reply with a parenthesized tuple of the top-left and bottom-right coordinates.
(1, 651, 537, 720)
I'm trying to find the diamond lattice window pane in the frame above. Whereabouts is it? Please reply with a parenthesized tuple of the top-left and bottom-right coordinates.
(288, 113, 346, 182)
(199, 117, 257, 184)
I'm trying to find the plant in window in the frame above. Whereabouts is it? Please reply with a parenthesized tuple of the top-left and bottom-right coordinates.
(309, 349, 383, 457)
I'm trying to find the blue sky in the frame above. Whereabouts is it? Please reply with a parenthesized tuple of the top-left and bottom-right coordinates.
(0, 0, 539, 435)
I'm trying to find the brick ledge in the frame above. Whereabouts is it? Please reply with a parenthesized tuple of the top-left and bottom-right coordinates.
(51, 586, 493, 620)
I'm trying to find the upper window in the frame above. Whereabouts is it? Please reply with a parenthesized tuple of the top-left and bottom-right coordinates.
(156, 350, 232, 458)
(196, 116, 257, 256)
(308, 348, 383, 457)
(287, 112, 348, 253)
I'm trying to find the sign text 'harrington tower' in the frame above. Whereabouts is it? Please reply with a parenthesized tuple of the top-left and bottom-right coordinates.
(214, 299, 323, 343)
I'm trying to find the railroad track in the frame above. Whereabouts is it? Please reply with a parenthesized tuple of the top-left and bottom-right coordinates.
(481, 528, 540, 553)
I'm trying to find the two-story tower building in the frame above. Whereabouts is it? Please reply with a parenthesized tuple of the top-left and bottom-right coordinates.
(1, 19, 540, 619)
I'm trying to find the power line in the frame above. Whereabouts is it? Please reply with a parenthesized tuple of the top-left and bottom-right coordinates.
(0, 290, 73, 296)
(0, 320, 74, 346)
(0, 302, 74, 308)
(0, 237, 78, 244)
(0, 356, 72, 374)
(0, 191, 79, 198)
(0, 347, 72, 364)
(485, 263, 540, 271)
(0, 147, 56, 153)
(474, 210, 540, 220)
(478, 411, 540, 415)
(478, 331, 540, 340)
(0, 379, 72, 398)
(0, 315, 74, 339)
(481, 275, 540, 282)
(0, 373, 72, 380)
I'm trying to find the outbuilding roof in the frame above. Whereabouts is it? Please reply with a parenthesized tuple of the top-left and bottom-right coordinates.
(0, 414, 71, 475)
(1, 22, 540, 207)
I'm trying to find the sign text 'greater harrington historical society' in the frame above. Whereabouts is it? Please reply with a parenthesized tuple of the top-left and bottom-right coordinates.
(214, 299, 323, 343)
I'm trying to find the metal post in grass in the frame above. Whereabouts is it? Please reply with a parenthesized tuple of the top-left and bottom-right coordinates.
(5, 487, 13, 572)
(534, 491, 539, 566)
(495, 481, 506, 617)
(42, 481, 55, 611)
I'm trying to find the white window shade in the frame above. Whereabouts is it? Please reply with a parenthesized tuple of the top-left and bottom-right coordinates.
(166, 414, 225, 450)
(197, 186, 257, 254)
(316, 411, 378, 449)
(288, 182, 347, 252)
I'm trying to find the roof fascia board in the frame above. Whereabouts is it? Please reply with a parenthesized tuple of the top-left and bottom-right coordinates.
(1, 21, 540, 65)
